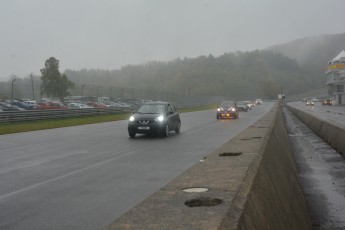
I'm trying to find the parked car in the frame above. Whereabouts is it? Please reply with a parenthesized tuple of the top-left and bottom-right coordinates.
(128, 101, 181, 138)
(37, 102, 69, 109)
(86, 102, 107, 108)
(0, 102, 16, 111)
(216, 101, 239, 119)
(236, 101, 249, 112)
(13, 101, 35, 110)
(23, 100, 38, 109)
(322, 99, 332, 106)
(306, 100, 314, 106)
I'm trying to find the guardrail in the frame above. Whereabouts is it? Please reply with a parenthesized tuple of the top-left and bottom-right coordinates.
(0, 103, 211, 124)
(0, 107, 133, 124)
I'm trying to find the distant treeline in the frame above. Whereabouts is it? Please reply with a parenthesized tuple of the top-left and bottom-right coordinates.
(65, 50, 323, 100)
(1, 50, 324, 101)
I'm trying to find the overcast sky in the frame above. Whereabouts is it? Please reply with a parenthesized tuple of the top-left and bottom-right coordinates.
(1, 0, 345, 81)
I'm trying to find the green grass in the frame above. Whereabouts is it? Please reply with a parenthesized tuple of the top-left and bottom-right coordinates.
(0, 104, 217, 135)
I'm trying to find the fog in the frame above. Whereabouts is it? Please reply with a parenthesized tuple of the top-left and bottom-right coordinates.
(1, 0, 345, 80)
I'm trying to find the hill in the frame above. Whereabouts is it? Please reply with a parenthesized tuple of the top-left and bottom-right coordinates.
(64, 50, 319, 100)
(267, 32, 345, 77)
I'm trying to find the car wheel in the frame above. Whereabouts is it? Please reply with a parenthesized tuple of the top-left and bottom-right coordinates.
(129, 131, 136, 138)
(175, 121, 181, 134)
(162, 123, 169, 137)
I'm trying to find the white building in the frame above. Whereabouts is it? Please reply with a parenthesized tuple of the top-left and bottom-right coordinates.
(326, 50, 345, 105)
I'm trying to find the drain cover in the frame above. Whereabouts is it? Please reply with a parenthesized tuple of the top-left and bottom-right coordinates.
(219, 152, 242, 156)
(185, 197, 223, 207)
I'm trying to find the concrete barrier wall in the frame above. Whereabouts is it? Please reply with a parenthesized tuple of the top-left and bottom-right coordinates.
(105, 104, 311, 230)
(287, 105, 345, 156)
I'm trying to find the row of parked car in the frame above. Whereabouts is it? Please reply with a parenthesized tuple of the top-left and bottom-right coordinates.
(0, 99, 135, 112)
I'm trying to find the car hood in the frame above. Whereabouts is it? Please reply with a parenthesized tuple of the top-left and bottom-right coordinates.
(219, 106, 235, 111)
(133, 113, 164, 120)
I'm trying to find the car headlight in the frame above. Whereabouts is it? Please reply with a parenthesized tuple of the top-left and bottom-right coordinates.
(230, 108, 236, 112)
(155, 115, 164, 122)
(129, 116, 135, 122)
(217, 107, 223, 112)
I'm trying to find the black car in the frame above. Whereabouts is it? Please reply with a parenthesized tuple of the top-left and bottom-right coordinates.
(128, 101, 181, 138)
(235, 101, 249, 112)
(216, 101, 239, 119)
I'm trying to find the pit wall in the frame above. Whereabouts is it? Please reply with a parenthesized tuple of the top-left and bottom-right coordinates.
(105, 104, 312, 230)
(287, 104, 345, 157)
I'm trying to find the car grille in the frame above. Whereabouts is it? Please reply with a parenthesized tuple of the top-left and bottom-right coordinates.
(136, 120, 153, 125)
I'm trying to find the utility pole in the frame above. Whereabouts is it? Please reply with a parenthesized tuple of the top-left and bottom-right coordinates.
(109, 87, 113, 100)
(30, 74, 35, 100)
(81, 84, 85, 102)
(97, 86, 100, 102)
(11, 78, 16, 108)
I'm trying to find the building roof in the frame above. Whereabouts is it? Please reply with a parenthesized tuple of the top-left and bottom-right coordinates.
(331, 50, 345, 63)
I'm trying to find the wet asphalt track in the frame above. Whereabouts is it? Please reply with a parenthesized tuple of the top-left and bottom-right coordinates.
(0, 103, 273, 230)
(288, 101, 345, 126)
(284, 106, 345, 229)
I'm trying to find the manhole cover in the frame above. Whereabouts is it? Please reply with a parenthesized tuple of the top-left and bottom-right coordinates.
(182, 188, 208, 193)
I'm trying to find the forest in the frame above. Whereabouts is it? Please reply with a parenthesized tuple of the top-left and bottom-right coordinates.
(65, 50, 323, 100)
(0, 50, 324, 102)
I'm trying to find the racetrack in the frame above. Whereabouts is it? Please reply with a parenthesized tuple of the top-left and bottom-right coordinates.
(0, 102, 274, 230)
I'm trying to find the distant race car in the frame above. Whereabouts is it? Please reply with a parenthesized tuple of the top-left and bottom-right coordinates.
(306, 100, 314, 106)
(235, 101, 249, 112)
(255, 99, 263, 105)
(217, 101, 239, 119)
(322, 99, 332, 106)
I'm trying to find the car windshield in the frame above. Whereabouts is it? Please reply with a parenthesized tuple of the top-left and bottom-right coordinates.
(237, 101, 245, 105)
(138, 104, 166, 114)
(220, 101, 234, 108)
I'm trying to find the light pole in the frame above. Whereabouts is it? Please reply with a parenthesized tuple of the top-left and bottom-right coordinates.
(97, 86, 100, 102)
(40, 81, 43, 102)
(121, 88, 124, 103)
(109, 87, 113, 100)
(81, 84, 85, 102)
(11, 78, 16, 108)
(30, 74, 35, 100)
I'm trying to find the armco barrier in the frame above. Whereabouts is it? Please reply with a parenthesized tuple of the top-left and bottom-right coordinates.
(0, 103, 205, 124)
(287, 104, 345, 156)
(105, 103, 311, 230)
(0, 107, 131, 123)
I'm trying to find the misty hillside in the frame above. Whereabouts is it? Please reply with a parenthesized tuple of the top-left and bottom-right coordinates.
(64, 33, 345, 100)
(64, 50, 320, 100)
(267, 32, 345, 76)
(4, 34, 338, 101)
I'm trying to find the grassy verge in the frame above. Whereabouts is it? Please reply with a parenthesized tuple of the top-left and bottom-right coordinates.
(0, 104, 216, 135)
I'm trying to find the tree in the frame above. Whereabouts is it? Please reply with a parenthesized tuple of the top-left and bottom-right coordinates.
(40, 57, 74, 101)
